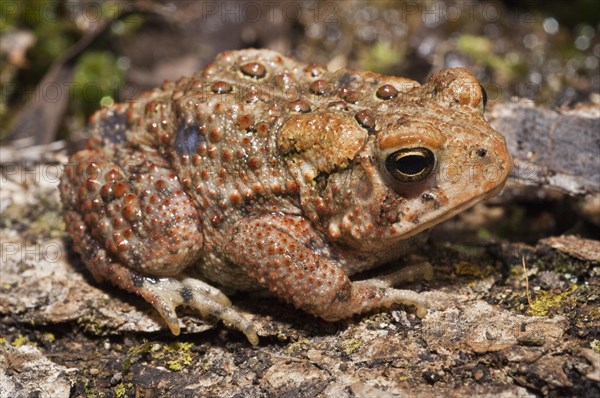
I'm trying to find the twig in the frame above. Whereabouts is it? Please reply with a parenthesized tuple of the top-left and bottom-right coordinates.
(522, 256, 532, 307)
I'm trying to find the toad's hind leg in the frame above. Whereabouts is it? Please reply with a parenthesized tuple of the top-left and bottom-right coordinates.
(64, 224, 258, 343)
(225, 214, 428, 322)
(61, 149, 258, 344)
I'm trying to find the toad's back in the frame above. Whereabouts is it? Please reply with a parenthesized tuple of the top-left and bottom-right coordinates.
(89, 49, 423, 227)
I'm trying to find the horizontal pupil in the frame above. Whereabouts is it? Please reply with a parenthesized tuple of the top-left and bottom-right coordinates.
(395, 154, 428, 175)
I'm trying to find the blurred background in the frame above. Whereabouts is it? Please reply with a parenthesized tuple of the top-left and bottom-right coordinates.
(1, 0, 599, 144)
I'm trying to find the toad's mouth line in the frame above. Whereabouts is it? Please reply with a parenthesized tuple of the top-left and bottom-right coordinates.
(392, 182, 506, 241)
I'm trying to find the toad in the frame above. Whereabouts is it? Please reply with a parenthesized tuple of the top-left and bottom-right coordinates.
(60, 49, 512, 344)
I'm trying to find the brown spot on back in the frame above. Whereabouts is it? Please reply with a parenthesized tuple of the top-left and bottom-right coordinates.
(340, 90, 360, 104)
(309, 80, 330, 96)
(355, 110, 376, 133)
(247, 156, 262, 170)
(290, 99, 311, 113)
(240, 62, 266, 79)
(376, 84, 399, 100)
(211, 81, 232, 94)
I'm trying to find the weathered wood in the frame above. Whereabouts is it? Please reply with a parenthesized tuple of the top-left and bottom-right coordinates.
(488, 102, 600, 196)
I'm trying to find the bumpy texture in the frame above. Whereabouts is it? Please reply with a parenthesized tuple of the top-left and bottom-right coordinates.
(60, 49, 512, 343)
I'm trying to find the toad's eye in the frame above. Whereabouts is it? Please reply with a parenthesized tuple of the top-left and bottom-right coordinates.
(385, 147, 436, 183)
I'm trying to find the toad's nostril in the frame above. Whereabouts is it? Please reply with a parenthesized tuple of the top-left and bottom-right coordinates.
(476, 148, 487, 158)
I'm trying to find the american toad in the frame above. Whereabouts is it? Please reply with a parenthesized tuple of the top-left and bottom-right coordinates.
(60, 49, 512, 344)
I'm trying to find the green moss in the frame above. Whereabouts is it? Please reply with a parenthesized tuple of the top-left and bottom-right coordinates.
(527, 285, 578, 316)
(591, 339, 600, 353)
(128, 340, 160, 357)
(454, 261, 493, 278)
(72, 51, 125, 117)
(125, 340, 196, 372)
(276, 331, 291, 342)
(111, 14, 145, 35)
(359, 41, 405, 74)
(77, 316, 105, 336)
(477, 228, 495, 240)
(456, 34, 519, 78)
(11, 335, 32, 347)
(164, 342, 195, 372)
(340, 338, 362, 356)
(7, 1, 77, 78)
(510, 263, 526, 277)
(124, 340, 159, 371)
(286, 338, 310, 354)
(42, 332, 55, 343)
(517, 336, 546, 346)
(84, 383, 96, 398)
(114, 383, 132, 398)
(1, 1, 145, 142)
